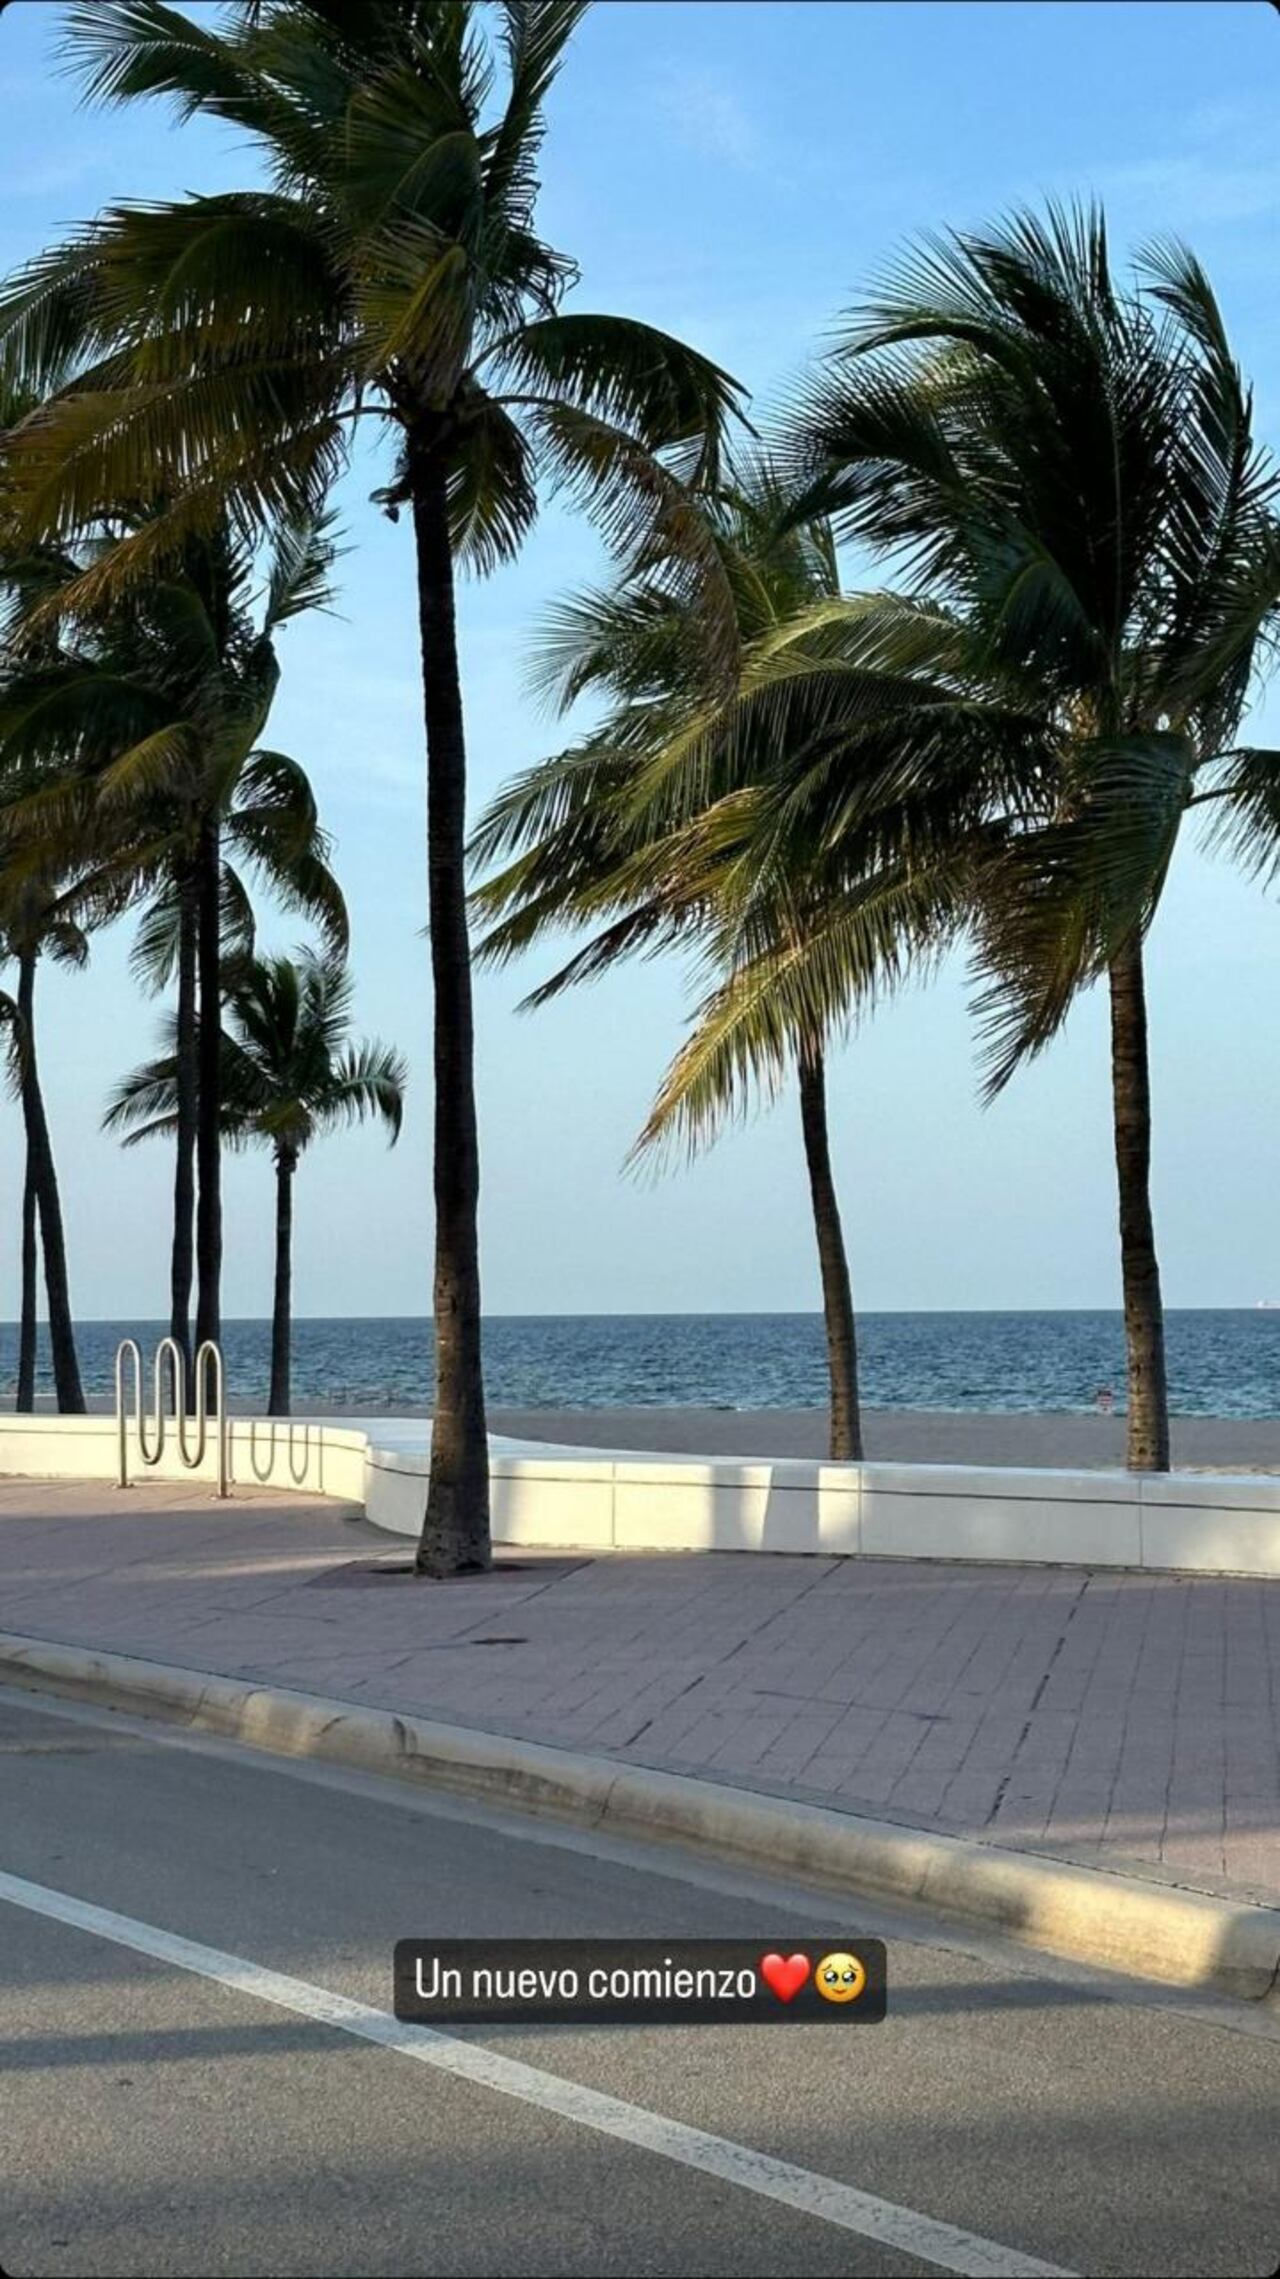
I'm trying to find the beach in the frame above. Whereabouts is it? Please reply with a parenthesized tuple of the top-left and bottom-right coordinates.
(38, 1392, 1280, 1469)
(497, 1405, 1280, 1469)
(241, 1399, 1280, 1471)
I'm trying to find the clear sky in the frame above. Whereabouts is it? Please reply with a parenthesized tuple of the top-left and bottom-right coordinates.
(2, 0, 1279, 1322)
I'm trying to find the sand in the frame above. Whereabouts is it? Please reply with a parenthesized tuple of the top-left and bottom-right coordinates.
(487, 1405, 1280, 1471)
(50, 1395, 1280, 1470)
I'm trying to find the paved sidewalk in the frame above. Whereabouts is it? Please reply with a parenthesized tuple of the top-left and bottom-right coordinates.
(2, 1478, 1277, 1905)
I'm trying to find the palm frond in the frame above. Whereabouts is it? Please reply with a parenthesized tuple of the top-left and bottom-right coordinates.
(262, 507, 341, 630)
(317, 1038, 407, 1138)
(494, 313, 747, 488)
(486, 2, 590, 221)
(527, 400, 741, 688)
(446, 386, 538, 574)
(632, 851, 972, 1167)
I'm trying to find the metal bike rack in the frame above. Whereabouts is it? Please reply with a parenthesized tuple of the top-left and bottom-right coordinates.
(115, 1336, 229, 1498)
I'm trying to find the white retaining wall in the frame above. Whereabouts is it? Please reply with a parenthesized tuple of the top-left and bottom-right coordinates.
(0, 1412, 369, 1505)
(1, 1410, 1278, 1576)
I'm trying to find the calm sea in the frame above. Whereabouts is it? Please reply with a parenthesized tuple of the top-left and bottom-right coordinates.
(2, 1311, 1278, 1418)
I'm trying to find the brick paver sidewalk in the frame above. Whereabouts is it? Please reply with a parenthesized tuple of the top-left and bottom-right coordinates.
(2, 1479, 1277, 1903)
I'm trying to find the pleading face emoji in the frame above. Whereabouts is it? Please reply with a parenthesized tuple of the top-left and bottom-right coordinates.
(815, 1950, 866, 2005)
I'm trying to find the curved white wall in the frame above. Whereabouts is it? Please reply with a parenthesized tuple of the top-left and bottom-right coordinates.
(368, 1437, 1280, 1574)
(1, 1408, 1278, 1576)
(0, 1411, 369, 1504)
(0, 1394, 1266, 1577)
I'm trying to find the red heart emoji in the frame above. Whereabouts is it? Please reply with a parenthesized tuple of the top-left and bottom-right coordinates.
(760, 1951, 810, 2003)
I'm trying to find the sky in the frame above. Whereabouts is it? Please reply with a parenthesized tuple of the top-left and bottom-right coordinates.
(1, 0, 1279, 1324)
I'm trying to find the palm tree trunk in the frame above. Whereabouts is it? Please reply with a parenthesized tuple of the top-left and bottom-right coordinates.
(407, 429, 490, 1576)
(16, 950, 85, 1414)
(170, 863, 198, 1394)
(1108, 938, 1169, 1471)
(16, 1145, 37, 1412)
(268, 1145, 295, 1418)
(797, 1041, 863, 1461)
(194, 819, 222, 1382)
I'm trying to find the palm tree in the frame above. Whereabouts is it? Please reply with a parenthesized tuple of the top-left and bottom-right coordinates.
(0, 872, 91, 1412)
(473, 468, 871, 1458)
(115, 520, 347, 1388)
(0, 418, 111, 1414)
(0, 515, 348, 1392)
(484, 215, 1279, 1478)
(106, 951, 405, 1417)
(0, 0, 745, 1572)
(1, 390, 82, 1411)
(762, 209, 1280, 1468)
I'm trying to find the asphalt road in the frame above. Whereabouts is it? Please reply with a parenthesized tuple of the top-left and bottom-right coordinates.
(0, 1687, 1276, 2279)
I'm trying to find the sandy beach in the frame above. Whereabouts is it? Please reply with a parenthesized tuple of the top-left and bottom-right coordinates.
(488, 1405, 1280, 1471)
(55, 1394, 1280, 1468)
(220, 1398, 1280, 1471)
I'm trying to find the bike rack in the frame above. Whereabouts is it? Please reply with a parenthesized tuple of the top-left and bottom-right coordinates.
(115, 1336, 229, 1498)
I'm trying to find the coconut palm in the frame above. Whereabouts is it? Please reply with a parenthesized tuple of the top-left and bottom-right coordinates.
(0, 513, 348, 1392)
(0, 402, 109, 1412)
(760, 208, 1280, 1467)
(106, 951, 405, 1416)
(485, 214, 1280, 1476)
(0, 872, 92, 1412)
(0, 0, 745, 1572)
(473, 467, 878, 1458)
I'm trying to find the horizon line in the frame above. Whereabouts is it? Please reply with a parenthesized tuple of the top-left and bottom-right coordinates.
(8, 1305, 1278, 1326)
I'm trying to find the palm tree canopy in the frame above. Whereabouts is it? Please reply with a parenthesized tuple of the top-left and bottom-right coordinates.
(778, 204, 1280, 1080)
(473, 211, 1280, 1136)
(0, 872, 91, 971)
(0, 508, 349, 958)
(470, 460, 980, 1159)
(105, 947, 406, 1158)
(0, 869, 93, 1094)
(0, 0, 748, 658)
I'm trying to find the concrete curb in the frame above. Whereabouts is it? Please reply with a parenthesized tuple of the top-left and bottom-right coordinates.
(4, 1628, 1278, 2003)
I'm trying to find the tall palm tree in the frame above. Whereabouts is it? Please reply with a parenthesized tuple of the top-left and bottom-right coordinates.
(0, 434, 117, 1414)
(763, 209, 1280, 1467)
(0, 515, 348, 1390)
(0, 0, 745, 1572)
(0, 872, 91, 1412)
(113, 519, 347, 1387)
(486, 216, 1279, 1477)
(0, 389, 85, 1411)
(473, 468, 871, 1458)
(106, 951, 405, 1417)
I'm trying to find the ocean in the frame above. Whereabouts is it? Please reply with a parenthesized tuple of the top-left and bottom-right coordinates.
(2, 1310, 1277, 1419)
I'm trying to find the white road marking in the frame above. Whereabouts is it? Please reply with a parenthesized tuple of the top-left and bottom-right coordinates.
(7, 1683, 1273, 2050)
(0, 1866, 1073, 2279)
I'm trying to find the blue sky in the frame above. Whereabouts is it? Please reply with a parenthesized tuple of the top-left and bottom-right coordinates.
(2, 0, 1279, 1322)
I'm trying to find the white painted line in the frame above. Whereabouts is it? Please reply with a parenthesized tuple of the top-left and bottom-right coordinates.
(0, 1867, 1070, 2279)
(8, 1683, 1275, 2050)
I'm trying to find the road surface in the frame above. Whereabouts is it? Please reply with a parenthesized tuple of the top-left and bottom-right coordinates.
(1, 1687, 1275, 2277)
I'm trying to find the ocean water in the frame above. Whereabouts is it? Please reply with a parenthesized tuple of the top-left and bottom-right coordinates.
(2, 1310, 1278, 1418)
